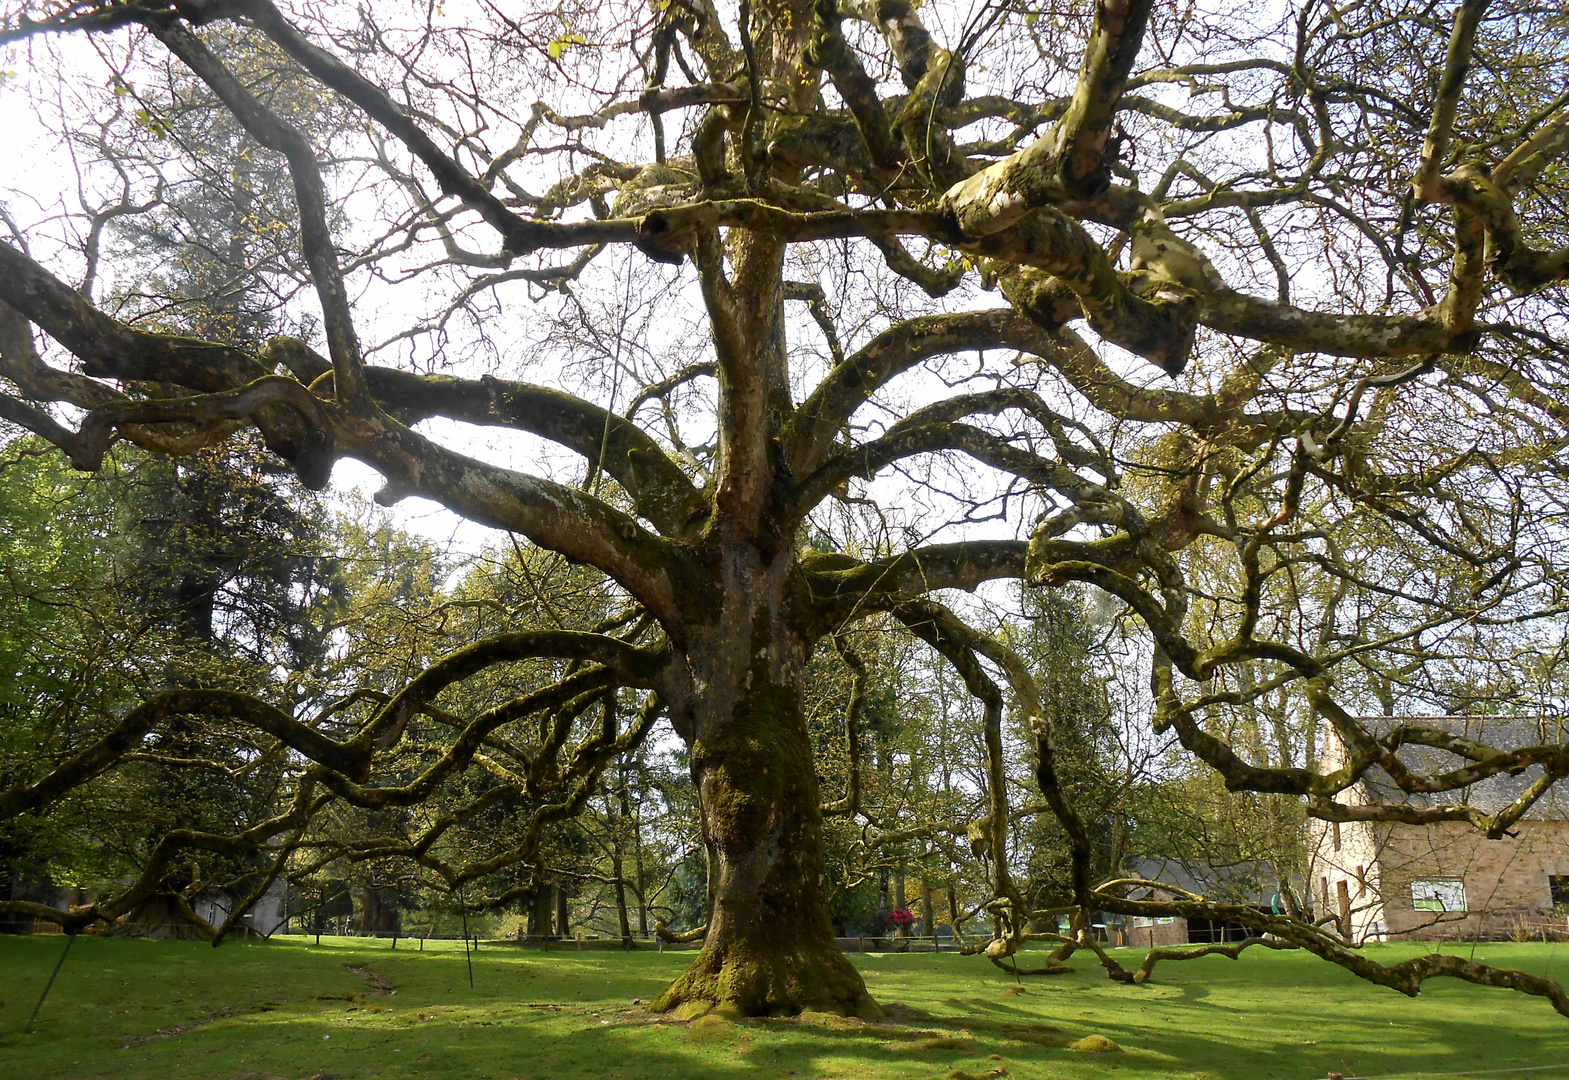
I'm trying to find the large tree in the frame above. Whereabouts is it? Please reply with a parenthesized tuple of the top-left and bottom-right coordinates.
(3, 0, 1569, 1018)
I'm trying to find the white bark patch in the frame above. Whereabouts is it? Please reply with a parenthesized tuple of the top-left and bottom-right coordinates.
(945, 167, 1032, 237)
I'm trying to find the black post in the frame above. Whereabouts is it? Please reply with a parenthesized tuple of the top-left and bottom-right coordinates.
(25, 932, 78, 1034)
(458, 881, 474, 990)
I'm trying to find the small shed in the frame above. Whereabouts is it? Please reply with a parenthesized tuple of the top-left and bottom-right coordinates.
(1123, 857, 1289, 947)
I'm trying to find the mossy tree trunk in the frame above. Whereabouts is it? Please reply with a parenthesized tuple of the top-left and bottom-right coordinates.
(653, 537, 873, 1016)
(654, 665, 869, 1015)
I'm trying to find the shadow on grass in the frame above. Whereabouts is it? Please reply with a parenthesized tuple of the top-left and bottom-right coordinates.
(201, 1005, 1084, 1080)
(4, 938, 1569, 1079)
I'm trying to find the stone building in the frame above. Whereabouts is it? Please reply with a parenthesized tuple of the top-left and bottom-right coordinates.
(1309, 717, 1569, 942)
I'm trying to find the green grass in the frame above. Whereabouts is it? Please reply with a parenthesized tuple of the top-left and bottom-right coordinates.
(2, 936, 1567, 1079)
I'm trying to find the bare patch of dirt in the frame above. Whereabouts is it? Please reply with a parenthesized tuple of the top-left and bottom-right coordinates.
(345, 965, 395, 995)
(885, 1035, 972, 1052)
(122, 1002, 281, 1048)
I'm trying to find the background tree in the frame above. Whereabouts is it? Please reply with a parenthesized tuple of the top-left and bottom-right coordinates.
(0, 440, 348, 936)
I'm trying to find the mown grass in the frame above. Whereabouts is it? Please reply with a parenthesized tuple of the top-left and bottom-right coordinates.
(2, 935, 1567, 1079)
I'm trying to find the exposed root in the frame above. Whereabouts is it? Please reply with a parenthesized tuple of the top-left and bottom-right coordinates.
(654, 920, 707, 943)
(667, 994, 1084, 1060)
(119, 1001, 280, 1048)
(1133, 936, 1296, 984)
(889, 1035, 971, 1052)
(653, 938, 872, 1017)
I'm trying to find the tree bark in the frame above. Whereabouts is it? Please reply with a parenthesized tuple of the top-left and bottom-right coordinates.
(355, 885, 401, 937)
(654, 664, 872, 1016)
(529, 885, 552, 938)
(620, 772, 649, 937)
(609, 782, 632, 946)
(894, 873, 908, 937)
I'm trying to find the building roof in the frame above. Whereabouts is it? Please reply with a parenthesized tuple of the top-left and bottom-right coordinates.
(1344, 716, 1569, 821)
(1124, 856, 1286, 909)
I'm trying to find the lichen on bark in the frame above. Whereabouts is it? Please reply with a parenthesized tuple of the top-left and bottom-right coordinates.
(653, 677, 873, 1016)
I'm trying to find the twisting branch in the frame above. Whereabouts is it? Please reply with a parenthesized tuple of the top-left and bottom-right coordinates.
(820, 637, 865, 817)
(147, 17, 371, 410)
(1414, 0, 1493, 202)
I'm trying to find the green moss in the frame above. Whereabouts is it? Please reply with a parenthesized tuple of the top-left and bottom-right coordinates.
(657, 673, 872, 1016)
(797, 1008, 866, 1029)
(666, 999, 713, 1021)
(652, 935, 869, 1015)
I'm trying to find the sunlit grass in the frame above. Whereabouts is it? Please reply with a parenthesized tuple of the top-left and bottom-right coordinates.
(2, 935, 1566, 1079)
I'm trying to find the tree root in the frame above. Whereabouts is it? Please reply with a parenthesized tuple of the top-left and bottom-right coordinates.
(654, 920, 707, 943)
(652, 937, 872, 1017)
(1133, 936, 1297, 985)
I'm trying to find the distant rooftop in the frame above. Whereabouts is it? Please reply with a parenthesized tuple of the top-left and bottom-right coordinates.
(1124, 856, 1286, 908)
(1338, 715, 1569, 820)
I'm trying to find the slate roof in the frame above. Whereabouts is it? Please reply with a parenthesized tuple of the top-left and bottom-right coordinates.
(1123, 856, 1286, 908)
(1346, 716, 1569, 820)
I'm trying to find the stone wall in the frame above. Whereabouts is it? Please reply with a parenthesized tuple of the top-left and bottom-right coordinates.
(1127, 916, 1189, 947)
(1373, 819, 1569, 941)
(1310, 813, 1569, 941)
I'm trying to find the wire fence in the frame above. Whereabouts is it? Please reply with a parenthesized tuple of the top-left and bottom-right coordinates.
(32, 919, 970, 955)
(1315, 1064, 1569, 1079)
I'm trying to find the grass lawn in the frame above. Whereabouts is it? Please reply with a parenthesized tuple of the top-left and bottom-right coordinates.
(2, 936, 1567, 1079)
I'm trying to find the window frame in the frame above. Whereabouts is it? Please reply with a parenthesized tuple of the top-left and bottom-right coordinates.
(1410, 879, 1467, 913)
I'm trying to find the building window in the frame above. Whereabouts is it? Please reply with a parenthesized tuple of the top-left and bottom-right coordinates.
(1551, 875, 1569, 913)
(1332, 821, 1342, 851)
(1411, 880, 1467, 913)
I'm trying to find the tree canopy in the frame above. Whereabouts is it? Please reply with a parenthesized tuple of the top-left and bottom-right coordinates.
(1, 0, 1569, 1018)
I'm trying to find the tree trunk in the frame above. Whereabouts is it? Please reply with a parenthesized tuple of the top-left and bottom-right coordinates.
(117, 893, 214, 940)
(621, 774, 649, 936)
(356, 885, 402, 937)
(653, 674, 872, 1016)
(609, 783, 632, 946)
(529, 885, 552, 938)
(555, 882, 570, 939)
